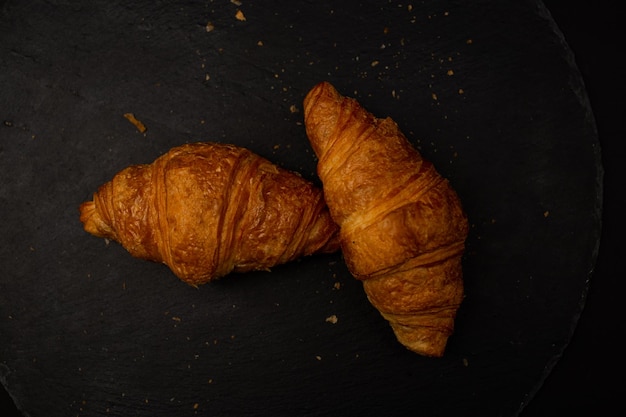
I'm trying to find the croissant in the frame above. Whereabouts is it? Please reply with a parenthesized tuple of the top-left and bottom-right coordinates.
(79, 142, 340, 286)
(303, 82, 469, 357)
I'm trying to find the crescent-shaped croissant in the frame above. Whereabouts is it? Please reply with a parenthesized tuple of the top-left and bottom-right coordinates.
(303, 82, 469, 357)
(79, 142, 340, 286)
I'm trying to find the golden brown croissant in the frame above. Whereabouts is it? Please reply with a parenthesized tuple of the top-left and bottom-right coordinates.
(79, 142, 340, 286)
(303, 82, 469, 357)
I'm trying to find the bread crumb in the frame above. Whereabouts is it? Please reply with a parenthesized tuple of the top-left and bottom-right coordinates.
(123, 113, 147, 133)
(315, 355, 322, 361)
(544, 211, 550, 217)
(325, 315, 338, 324)
(230, 0, 242, 5)
(205, 22, 215, 32)
(289, 104, 298, 113)
(235, 10, 246, 21)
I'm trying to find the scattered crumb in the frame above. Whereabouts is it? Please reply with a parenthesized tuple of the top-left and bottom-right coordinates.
(333, 281, 341, 290)
(172, 316, 181, 322)
(325, 315, 338, 324)
(315, 355, 322, 361)
(289, 104, 299, 113)
(205, 22, 215, 32)
(431, 92, 438, 101)
(235, 10, 246, 21)
(544, 211, 550, 218)
(123, 113, 147, 133)
(463, 357, 469, 367)
(230, 0, 242, 5)
(466, 39, 473, 45)
(447, 69, 454, 76)
(257, 40, 264, 46)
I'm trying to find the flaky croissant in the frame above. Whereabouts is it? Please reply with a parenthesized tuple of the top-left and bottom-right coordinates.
(303, 82, 468, 357)
(79, 142, 340, 286)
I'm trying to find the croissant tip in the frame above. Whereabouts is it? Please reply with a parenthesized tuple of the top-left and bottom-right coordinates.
(79, 197, 120, 241)
(78, 200, 96, 227)
(311, 80, 331, 89)
(305, 81, 338, 104)
(390, 324, 451, 357)
(406, 343, 446, 358)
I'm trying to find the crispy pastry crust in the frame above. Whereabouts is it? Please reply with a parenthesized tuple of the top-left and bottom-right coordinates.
(303, 82, 468, 357)
(79, 142, 340, 286)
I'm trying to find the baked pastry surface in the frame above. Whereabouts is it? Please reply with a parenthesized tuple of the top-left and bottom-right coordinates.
(80, 142, 340, 286)
(303, 82, 468, 357)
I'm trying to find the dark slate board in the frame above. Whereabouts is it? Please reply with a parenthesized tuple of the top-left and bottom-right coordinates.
(0, 1, 602, 416)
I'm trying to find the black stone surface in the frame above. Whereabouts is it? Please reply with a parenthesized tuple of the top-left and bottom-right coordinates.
(1, 1, 617, 415)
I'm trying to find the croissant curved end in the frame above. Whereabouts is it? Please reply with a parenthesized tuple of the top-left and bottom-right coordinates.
(388, 322, 452, 357)
(79, 199, 116, 240)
